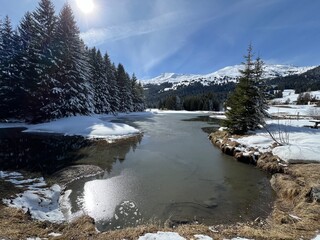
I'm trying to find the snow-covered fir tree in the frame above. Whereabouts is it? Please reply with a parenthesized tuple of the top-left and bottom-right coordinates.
(117, 63, 133, 112)
(30, 0, 59, 121)
(104, 53, 120, 113)
(88, 48, 111, 114)
(131, 74, 145, 112)
(223, 45, 269, 134)
(17, 12, 42, 120)
(0, 16, 20, 119)
(52, 3, 91, 118)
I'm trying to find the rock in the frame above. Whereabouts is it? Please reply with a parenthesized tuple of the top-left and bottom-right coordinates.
(203, 199, 218, 208)
(310, 186, 320, 202)
(235, 152, 256, 165)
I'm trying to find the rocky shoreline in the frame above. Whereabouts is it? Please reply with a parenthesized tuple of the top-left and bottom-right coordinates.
(209, 130, 286, 172)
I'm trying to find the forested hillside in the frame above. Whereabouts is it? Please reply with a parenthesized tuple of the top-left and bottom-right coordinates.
(0, 0, 145, 123)
(269, 66, 320, 94)
(144, 81, 235, 110)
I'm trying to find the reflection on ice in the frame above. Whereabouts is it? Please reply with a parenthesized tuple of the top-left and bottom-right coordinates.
(79, 170, 142, 231)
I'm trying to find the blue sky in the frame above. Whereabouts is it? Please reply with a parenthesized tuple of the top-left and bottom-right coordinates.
(1, 0, 320, 79)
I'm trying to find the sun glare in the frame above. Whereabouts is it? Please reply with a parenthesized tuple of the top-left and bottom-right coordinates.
(76, 0, 95, 14)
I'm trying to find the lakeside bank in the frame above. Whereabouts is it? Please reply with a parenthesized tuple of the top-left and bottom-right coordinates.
(207, 129, 320, 239)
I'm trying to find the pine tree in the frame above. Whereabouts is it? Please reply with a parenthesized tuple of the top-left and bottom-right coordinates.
(30, 0, 58, 121)
(52, 3, 91, 118)
(131, 74, 145, 112)
(104, 53, 119, 113)
(88, 48, 111, 114)
(17, 12, 39, 120)
(223, 45, 269, 134)
(117, 63, 132, 112)
(0, 16, 20, 119)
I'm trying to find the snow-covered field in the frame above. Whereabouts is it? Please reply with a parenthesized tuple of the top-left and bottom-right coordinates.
(272, 90, 320, 104)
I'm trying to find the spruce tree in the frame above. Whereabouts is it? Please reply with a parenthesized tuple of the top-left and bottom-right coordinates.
(53, 3, 91, 118)
(31, 0, 58, 121)
(117, 63, 132, 112)
(104, 53, 120, 113)
(223, 45, 268, 134)
(131, 74, 145, 112)
(17, 12, 39, 120)
(88, 48, 111, 114)
(0, 16, 19, 119)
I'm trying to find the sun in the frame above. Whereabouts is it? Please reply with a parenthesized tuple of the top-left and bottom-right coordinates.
(76, 0, 95, 14)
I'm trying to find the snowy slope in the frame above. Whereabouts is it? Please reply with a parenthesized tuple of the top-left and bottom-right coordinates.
(143, 64, 315, 91)
(271, 90, 320, 104)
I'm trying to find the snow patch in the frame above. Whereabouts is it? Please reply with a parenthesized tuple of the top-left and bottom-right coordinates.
(1, 171, 66, 223)
(22, 115, 140, 141)
(194, 234, 213, 240)
(225, 238, 254, 240)
(138, 232, 252, 240)
(138, 232, 186, 240)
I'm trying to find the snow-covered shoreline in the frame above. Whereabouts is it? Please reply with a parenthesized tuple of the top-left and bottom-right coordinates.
(225, 104, 320, 163)
(0, 112, 155, 142)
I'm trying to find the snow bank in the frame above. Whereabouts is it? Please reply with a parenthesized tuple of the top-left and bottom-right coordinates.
(1, 171, 66, 223)
(273, 145, 320, 163)
(0, 112, 153, 141)
(138, 232, 186, 240)
(23, 115, 140, 141)
(194, 235, 213, 240)
(226, 238, 254, 240)
(235, 117, 320, 163)
(138, 232, 253, 240)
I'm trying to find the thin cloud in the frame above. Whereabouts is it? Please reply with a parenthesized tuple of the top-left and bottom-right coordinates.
(80, 11, 188, 47)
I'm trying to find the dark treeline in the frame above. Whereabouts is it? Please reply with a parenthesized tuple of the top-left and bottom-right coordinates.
(0, 0, 145, 123)
(145, 81, 235, 111)
(158, 93, 220, 111)
(269, 66, 320, 94)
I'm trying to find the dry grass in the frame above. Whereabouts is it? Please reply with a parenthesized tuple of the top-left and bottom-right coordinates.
(0, 205, 60, 239)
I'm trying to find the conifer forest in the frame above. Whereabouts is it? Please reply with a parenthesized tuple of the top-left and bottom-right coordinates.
(0, 0, 145, 123)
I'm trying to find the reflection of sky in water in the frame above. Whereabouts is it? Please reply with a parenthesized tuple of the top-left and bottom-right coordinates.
(79, 169, 143, 229)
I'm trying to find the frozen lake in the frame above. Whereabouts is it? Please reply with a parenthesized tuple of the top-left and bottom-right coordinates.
(63, 112, 274, 231)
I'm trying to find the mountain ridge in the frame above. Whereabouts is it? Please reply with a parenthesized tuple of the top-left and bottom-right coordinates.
(143, 64, 316, 90)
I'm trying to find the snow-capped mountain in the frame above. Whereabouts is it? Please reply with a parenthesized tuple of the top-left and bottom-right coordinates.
(143, 64, 316, 92)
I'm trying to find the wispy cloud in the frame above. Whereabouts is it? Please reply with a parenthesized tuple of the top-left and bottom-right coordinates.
(80, 11, 188, 47)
